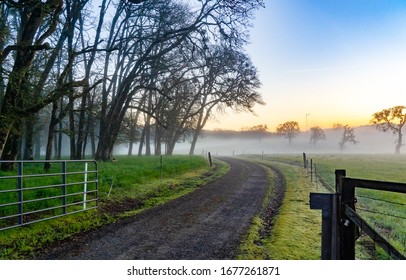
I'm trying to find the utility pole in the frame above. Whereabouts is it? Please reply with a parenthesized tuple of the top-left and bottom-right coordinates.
(306, 113, 310, 132)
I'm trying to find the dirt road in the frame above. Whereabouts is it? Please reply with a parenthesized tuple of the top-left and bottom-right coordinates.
(37, 157, 283, 260)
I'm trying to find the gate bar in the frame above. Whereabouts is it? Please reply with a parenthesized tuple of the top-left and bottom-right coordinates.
(344, 206, 405, 260)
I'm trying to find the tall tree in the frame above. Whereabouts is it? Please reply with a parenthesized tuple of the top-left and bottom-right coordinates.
(189, 45, 263, 154)
(371, 105, 406, 154)
(309, 126, 326, 145)
(276, 121, 300, 146)
(0, 0, 64, 169)
(339, 125, 358, 151)
(95, 0, 264, 161)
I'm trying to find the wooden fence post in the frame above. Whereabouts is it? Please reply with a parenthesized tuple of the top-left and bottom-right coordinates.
(303, 153, 307, 168)
(310, 193, 337, 259)
(208, 152, 212, 167)
(335, 169, 356, 259)
(310, 159, 313, 182)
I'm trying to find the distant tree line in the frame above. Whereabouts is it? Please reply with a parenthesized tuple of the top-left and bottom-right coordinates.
(275, 121, 358, 151)
(275, 106, 406, 154)
(0, 0, 264, 170)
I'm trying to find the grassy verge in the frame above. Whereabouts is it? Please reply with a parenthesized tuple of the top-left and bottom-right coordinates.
(0, 155, 229, 259)
(237, 159, 327, 259)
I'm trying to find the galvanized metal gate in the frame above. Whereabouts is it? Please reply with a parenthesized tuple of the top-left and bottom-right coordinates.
(0, 160, 98, 231)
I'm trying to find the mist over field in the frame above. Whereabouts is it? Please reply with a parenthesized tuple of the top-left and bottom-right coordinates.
(168, 125, 404, 156)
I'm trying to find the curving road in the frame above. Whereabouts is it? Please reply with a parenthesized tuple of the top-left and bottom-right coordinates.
(37, 157, 276, 260)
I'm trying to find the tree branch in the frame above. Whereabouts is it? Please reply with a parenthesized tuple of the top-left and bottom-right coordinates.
(127, 105, 168, 129)
(0, 43, 52, 64)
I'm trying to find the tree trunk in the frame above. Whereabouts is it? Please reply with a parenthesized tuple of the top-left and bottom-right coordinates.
(154, 123, 162, 156)
(396, 130, 402, 154)
(145, 116, 151, 156)
(57, 107, 63, 160)
(89, 124, 96, 158)
(189, 127, 202, 155)
(23, 117, 35, 160)
(68, 96, 76, 159)
(166, 138, 177, 156)
(138, 126, 146, 156)
(96, 93, 129, 161)
(75, 92, 87, 159)
(0, 122, 21, 171)
(34, 130, 41, 159)
(44, 101, 59, 171)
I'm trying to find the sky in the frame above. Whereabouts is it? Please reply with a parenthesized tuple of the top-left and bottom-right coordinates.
(205, 0, 406, 132)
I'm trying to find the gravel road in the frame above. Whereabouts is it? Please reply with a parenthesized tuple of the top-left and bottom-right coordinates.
(37, 157, 283, 260)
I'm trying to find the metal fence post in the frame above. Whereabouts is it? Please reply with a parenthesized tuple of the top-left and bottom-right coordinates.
(160, 155, 163, 181)
(17, 162, 23, 225)
(62, 161, 67, 215)
(83, 162, 88, 210)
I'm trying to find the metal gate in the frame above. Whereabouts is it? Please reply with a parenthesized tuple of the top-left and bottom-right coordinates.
(0, 160, 98, 231)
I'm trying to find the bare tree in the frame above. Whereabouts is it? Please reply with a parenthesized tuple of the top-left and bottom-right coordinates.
(371, 105, 406, 154)
(0, 0, 102, 169)
(310, 126, 326, 145)
(276, 121, 300, 146)
(95, 0, 264, 161)
(189, 45, 263, 154)
(0, 0, 264, 164)
(339, 125, 358, 151)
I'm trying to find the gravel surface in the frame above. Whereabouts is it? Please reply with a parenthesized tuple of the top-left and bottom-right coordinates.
(36, 157, 284, 260)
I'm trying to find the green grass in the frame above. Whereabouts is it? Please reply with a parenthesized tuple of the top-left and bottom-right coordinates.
(0, 155, 228, 259)
(239, 154, 406, 260)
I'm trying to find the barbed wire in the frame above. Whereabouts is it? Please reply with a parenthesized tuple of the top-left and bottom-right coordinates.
(357, 194, 406, 207)
(314, 172, 335, 193)
(357, 207, 406, 220)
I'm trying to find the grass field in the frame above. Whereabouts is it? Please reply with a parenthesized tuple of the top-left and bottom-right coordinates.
(0, 155, 227, 259)
(239, 153, 406, 260)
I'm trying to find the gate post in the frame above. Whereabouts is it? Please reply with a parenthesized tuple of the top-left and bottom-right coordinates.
(336, 169, 356, 259)
(310, 193, 337, 259)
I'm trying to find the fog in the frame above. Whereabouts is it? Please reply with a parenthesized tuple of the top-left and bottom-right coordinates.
(116, 125, 405, 156)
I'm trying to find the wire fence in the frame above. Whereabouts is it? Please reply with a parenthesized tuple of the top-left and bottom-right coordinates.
(302, 153, 406, 257)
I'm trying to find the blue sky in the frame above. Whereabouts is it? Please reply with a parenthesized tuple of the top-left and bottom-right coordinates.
(207, 0, 406, 131)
